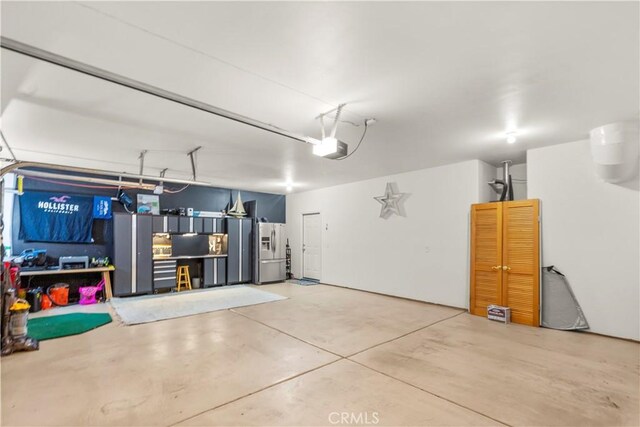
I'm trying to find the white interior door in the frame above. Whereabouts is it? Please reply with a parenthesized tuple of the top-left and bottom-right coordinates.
(303, 213, 322, 280)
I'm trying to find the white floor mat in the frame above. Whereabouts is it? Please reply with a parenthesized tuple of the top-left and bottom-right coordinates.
(110, 285, 286, 325)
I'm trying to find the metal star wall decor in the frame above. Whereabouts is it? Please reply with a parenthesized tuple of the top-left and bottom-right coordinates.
(374, 182, 406, 219)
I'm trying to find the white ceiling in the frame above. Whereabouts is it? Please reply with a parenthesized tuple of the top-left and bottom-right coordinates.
(1, 1, 638, 194)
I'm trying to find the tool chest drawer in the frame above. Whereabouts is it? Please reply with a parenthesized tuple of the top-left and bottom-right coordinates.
(153, 260, 177, 289)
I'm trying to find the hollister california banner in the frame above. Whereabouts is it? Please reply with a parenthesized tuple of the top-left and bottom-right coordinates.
(19, 192, 94, 243)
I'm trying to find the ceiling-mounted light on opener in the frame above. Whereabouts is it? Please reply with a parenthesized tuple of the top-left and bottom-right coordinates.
(312, 137, 348, 158)
(312, 104, 349, 158)
(506, 131, 518, 144)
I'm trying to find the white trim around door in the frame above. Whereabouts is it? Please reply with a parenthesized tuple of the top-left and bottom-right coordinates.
(302, 212, 322, 281)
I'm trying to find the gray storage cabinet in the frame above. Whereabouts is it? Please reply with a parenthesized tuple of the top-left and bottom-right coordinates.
(152, 215, 165, 233)
(203, 258, 227, 286)
(226, 218, 253, 284)
(152, 215, 216, 234)
(202, 218, 224, 234)
(193, 217, 204, 233)
(136, 215, 153, 294)
(113, 213, 132, 296)
(113, 213, 153, 296)
(167, 216, 179, 233)
(179, 217, 191, 233)
(151, 215, 180, 233)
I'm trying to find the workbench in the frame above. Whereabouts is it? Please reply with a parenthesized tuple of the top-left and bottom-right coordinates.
(19, 266, 115, 300)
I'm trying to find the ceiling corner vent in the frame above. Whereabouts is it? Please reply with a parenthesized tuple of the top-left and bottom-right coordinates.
(589, 121, 639, 183)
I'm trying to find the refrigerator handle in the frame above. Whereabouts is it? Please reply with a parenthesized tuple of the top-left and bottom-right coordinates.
(272, 228, 276, 254)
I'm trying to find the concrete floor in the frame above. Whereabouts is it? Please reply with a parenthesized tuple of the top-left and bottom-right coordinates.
(2, 283, 638, 426)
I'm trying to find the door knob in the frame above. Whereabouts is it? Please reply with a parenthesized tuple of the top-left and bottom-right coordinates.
(491, 266, 501, 271)
(502, 266, 511, 271)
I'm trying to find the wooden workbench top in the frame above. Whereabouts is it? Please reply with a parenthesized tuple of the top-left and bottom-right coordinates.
(19, 266, 115, 276)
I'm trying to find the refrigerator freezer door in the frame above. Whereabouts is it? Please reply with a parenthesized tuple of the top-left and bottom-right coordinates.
(259, 259, 286, 283)
(277, 223, 286, 259)
(272, 224, 278, 259)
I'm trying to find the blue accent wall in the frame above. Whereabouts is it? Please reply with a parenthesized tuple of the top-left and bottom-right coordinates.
(11, 171, 285, 260)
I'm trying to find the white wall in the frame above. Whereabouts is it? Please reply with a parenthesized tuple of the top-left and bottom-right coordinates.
(287, 160, 486, 309)
(528, 140, 640, 340)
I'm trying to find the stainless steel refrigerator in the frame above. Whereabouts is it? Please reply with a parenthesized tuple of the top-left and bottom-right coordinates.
(255, 222, 286, 284)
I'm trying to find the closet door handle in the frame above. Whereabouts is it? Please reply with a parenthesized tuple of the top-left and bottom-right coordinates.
(502, 266, 511, 271)
(491, 266, 501, 271)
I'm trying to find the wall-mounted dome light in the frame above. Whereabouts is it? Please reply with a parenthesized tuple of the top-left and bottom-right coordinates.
(590, 121, 639, 183)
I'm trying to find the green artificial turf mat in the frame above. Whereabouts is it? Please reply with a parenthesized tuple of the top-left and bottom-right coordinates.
(27, 312, 112, 341)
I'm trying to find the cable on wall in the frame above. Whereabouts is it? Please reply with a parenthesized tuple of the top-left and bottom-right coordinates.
(163, 184, 190, 194)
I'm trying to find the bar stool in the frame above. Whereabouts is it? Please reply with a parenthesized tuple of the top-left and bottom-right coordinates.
(176, 266, 192, 292)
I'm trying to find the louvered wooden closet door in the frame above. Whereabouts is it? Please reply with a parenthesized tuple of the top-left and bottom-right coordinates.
(470, 203, 503, 317)
(502, 200, 540, 326)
